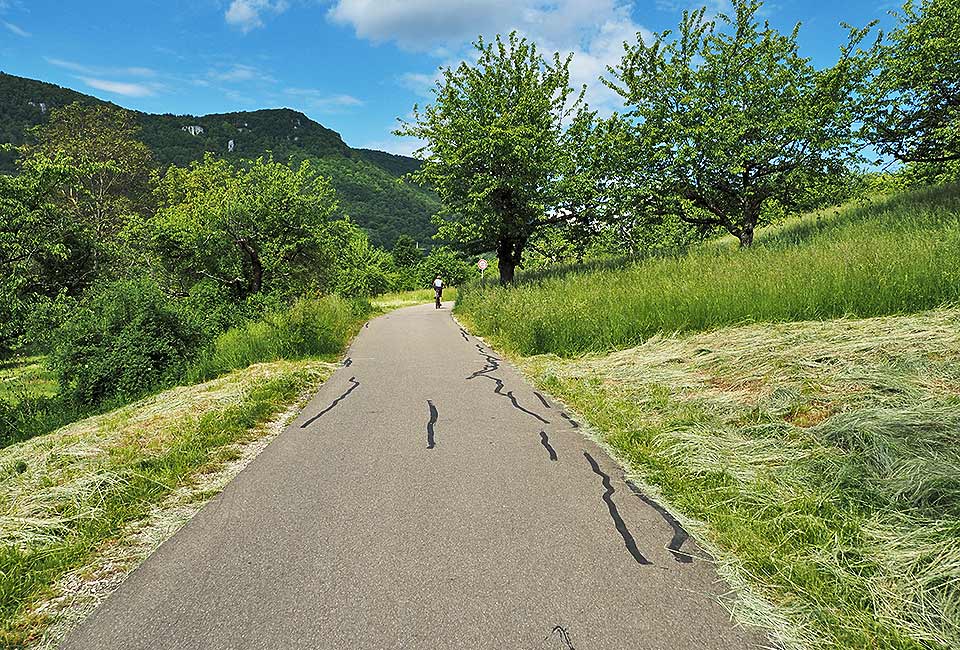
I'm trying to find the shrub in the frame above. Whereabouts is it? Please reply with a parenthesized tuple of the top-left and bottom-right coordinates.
(50, 279, 203, 405)
(189, 295, 366, 381)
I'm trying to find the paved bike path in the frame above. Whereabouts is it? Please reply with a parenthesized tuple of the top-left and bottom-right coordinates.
(63, 302, 766, 650)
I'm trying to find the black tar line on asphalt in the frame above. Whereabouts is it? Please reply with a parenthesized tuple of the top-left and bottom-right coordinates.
(300, 377, 360, 428)
(584, 452, 652, 566)
(342, 357, 352, 367)
(624, 479, 694, 564)
(533, 391, 552, 409)
(550, 625, 577, 649)
(539, 431, 558, 461)
(561, 412, 580, 428)
(426, 400, 439, 449)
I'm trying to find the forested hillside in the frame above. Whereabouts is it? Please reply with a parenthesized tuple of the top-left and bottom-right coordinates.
(0, 72, 438, 247)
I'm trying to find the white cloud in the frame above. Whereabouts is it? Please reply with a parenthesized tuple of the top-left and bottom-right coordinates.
(225, 0, 289, 33)
(2, 20, 29, 37)
(285, 87, 365, 112)
(338, 1, 653, 115)
(208, 63, 275, 83)
(78, 77, 156, 97)
(46, 57, 158, 77)
(361, 136, 425, 158)
(396, 71, 438, 97)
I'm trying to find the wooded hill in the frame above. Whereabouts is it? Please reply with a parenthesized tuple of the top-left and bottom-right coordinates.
(0, 72, 438, 247)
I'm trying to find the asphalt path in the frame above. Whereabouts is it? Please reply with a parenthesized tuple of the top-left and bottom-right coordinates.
(62, 302, 766, 650)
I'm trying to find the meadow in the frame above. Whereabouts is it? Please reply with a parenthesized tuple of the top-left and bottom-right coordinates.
(456, 185, 960, 356)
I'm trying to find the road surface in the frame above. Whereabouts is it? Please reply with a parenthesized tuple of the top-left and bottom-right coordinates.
(63, 302, 766, 650)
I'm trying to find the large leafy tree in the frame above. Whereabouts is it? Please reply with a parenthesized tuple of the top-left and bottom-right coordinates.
(147, 154, 341, 299)
(606, 0, 874, 247)
(21, 102, 153, 279)
(0, 156, 71, 354)
(396, 32, 590, 283)
(866, 0, 960, 164)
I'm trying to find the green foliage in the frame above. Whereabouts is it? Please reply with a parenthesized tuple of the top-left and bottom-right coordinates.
(50, 279, 203, 406)
(417, 246, 473, 286)
(331, 225, 396, 298)
(396, 32, 591, 282)
(21, 102, 153, 281)
(866, 0, 960, 164)
(391, 234, 422, 267)
(606, 0, 874, 246)
(147, 154, 341, 299)
(456, 185, 960, 356)
(0, 73, 438, 249)
(0, 160, 72, 354)
(189, 296, 367, 381)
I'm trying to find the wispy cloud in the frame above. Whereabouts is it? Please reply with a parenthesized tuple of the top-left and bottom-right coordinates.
(207, 63, 275, 83)
(396, 71, 437, 97)
(361, 136, 425, 158)
(46, 57, 158, 77)
(2, 20, 29, 37)
(285, 87, 364, 112)
(225, 0, 289, 33)
(78, 77, 156, 97)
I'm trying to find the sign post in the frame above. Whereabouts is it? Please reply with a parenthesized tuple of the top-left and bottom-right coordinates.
(477, 258, 488, 283)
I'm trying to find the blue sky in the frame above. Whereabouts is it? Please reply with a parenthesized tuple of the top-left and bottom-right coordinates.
(1, 0, 900, 156)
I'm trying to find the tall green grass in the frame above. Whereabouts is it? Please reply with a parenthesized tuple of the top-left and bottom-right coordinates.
(0, 296, 368, 450)
(456, 185, 960, 356)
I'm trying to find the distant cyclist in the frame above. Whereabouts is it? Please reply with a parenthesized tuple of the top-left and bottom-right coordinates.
(433, 275, 444, 309)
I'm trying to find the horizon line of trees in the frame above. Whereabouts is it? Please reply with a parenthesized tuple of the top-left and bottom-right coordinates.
(397, 0, 960, 283)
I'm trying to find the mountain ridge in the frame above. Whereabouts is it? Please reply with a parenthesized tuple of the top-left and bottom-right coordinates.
(0, 71, 437, 247)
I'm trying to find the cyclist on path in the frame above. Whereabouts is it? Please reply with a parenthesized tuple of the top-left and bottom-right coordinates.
(433, 275, 444, 309)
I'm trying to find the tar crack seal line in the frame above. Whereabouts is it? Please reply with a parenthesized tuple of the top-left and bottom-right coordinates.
(459, 327, 470, 342)
(342, 357, 352, 367)
(583, 452, 652, 565)
(550, 625, 576, 649)
(560, 412, 580, 428)
(300, 377, 360, 428)
(539, 431, 558, 461)
(426, 400, 439, 449)
(624, 479, 693, 563)
(534, 391, 552, 409)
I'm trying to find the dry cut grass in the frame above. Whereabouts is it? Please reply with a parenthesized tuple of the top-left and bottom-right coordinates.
(519, 309, 960, 649)
(0, 359, 335, 647)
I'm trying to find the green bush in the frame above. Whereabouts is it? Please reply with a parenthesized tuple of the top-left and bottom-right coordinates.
(189, 295, 367, 381)
(50, 279, 203, 405)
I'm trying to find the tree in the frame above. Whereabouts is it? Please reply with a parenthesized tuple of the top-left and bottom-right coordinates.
(606, 0, 874, 247)
(147, 154, 341, 300)
(391, 234, 422, 267)
(417, 246, 472, 286)
(866, 0, 960, 164)
(396, 32, 590, 282)
(0, 156, 70, 354)
(21, 102, 153, 278)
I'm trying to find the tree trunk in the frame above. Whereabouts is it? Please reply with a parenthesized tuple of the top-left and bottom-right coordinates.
(497, 238, 516, 284)
(497, 237, 526, 284)
(737, 224, 755, 248)
(238, 239, 263, 294)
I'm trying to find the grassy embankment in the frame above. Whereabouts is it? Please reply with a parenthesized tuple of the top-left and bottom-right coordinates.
(0, 296, 367, 647)
(455, 185, 960, 649)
